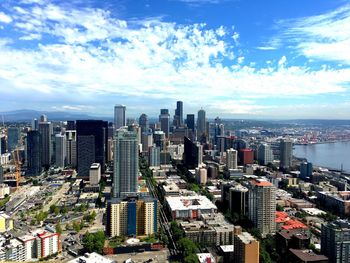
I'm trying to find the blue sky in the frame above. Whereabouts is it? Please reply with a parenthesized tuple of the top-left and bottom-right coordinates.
(0, 0, 350, 119)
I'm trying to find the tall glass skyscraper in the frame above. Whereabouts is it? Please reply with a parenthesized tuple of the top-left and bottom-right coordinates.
(7, 127, 20, 152)
(26, 130, 42, 176)
(113, 128, 139, 198)
(114, 105, 126, 130)
(139, 113, 149, 133)
(38, 122, 53, 167)
(76, 120, 108, 177)
(173, 101, 183, 128)
(197, 109, 206, 138)
(159, 109, 170, 137)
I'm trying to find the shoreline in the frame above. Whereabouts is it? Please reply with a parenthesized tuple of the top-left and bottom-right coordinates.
(294, 139, 350, 146)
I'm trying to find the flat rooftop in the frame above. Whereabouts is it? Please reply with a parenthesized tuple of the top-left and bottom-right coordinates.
(166, 195, 217, 211)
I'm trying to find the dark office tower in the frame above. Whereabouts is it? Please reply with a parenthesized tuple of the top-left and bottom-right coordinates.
(114, 105, 126, 130)
(0, 136, 6, 154)
(76, 120, 108, 177)
(38, 122, 53, 167)
(186, 114, 195, 131)
(0, 165, 3, 184)
(300, 162, 313, 180)
(280, 139, 293, 169)
(113, 128, 139, 198)
(183, 136, 202, 169)
(32, 118, 38, 131)
(321, 220, 350, 263)
(40, 114, 48, 122)
(67, 121, 75, 130)
(159, 109, 170, 137)
(139, 114, 149, 133)
(153, 131, 166, 151)
(7, 127, 20, 152)
(173, 101, 183, 128)
(26, 130, 42, 176)
(197, 109, 206, 138)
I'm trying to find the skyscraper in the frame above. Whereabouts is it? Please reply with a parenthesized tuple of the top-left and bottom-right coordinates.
(183, 136, 202, 169)
(139, 113, 149, 133)
(280, 139, 293, 169)
(65, 130, 77, 167)
(113, 128, 139, 198)
(32, 118, 38, 131)
(321, 220, 350, 263)
(300, 162, 313, 180)
(233, 228, 259, 263)
(76, 120, 108, 177)
(197, 109, 206, 138)
(0, 136, 6, 154)
(149, 144, 160, 167)
(55, 134, 66, 168)
(40, 114, 47, 122)
(114, 105, 126, 130)
(159, 109, 170, 137)
(7, 127, 20, 152)
(257, 143, 274, 165)
(226, 148, 238, 170)
(186, 114, 195, 131)
(173, 101, 183, 128)
(248, 179, 276, 237)
(38, 122, 53, 167)
(26, 130, 42, 176)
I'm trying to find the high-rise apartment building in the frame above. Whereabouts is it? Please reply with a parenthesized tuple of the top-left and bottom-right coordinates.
(248, 179, 276, 237)
(233, 227, 259, 263)
(55, 134, 66, 168)
(38, 122, 53, 167)
(76, 120, 108, 177)
(89, 163, 101, 185)
(139, 114, 149, 133)
(113, 128, 139, 198)
(65, 130, 77, 167)
(149, 144, 160, 167)
(7, 127, 20, 152)
(141, 131, 153, 152)
(173, 101, 183, 128)
(26, 130, 42, 176)
(106, 196, 158, 237)
(197, 109, 206, 138)
(159, 109, 170, 137)
(257, 143, 274, 165)
(321, 220, 350, 263)
(114, 105, 126, 130)
(226, 148, 238, 170)
(280, 139, 293, 169)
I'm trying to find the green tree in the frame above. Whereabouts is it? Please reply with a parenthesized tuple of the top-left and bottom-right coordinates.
(170, 221, 184, 242)
(73, 221, 81, 232)
(178, 238, 199, 257)
(61, 206, 68, 214)
(82, 231, 106, 254)
(56, 222, 62, 234)
(184, 254, 199, 263)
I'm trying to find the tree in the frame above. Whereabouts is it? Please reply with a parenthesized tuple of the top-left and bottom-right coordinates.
(56, 222, 62, 234)
(73, 221, 81, 232)
(170, 221, 184, 242)
(184, 254, 199, 263)
(276, 204, 284, 211)
(83, 231, 106, 254)
(61, 206, 68, 214)
(178, 238, 199, 257)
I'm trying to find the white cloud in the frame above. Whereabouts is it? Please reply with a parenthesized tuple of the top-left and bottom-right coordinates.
(274, 4, 350, 64)
(0, 12, 12, 23)
(0, 1, 349, 117)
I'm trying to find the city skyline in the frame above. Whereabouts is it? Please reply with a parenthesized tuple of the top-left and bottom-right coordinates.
(0, 0, 350, 119)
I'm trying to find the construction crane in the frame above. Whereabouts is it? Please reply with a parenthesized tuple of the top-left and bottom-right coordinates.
(15, 148, 22, 188)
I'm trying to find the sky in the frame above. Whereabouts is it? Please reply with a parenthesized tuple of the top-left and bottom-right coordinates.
(0, 0, 350, 119)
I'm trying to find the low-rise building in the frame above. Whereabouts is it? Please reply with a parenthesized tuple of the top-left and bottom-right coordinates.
(166, 195, 217, 220)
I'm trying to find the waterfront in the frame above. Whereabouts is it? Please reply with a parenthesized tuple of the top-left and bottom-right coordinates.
(294, 141, 350, 172)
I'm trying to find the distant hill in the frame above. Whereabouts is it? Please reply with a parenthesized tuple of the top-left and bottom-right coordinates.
(0, 109, 112, 122)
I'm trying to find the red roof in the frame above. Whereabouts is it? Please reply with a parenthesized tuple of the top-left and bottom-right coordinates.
(251, 180, 273, 187)
(276, 212, 308, 230)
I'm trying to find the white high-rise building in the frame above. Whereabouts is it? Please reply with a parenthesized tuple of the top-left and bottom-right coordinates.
(89, 163, 101, 185)
(257, 143, 273, 165)
(65, 130, 77, 167)
(113, 128, 139, 198)
(149, 144, 160, 168)
(114, 105, 126, 130)
(248, 179, 276, 237)
(226, 148, 238, 170)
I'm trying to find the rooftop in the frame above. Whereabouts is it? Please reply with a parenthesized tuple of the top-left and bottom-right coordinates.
(166, 195, 217, 211)
(236, 232, 257, 244)
(289, 249, 328, 262)
(250, 179, 273, 187)
(68, 252, 115, 263)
